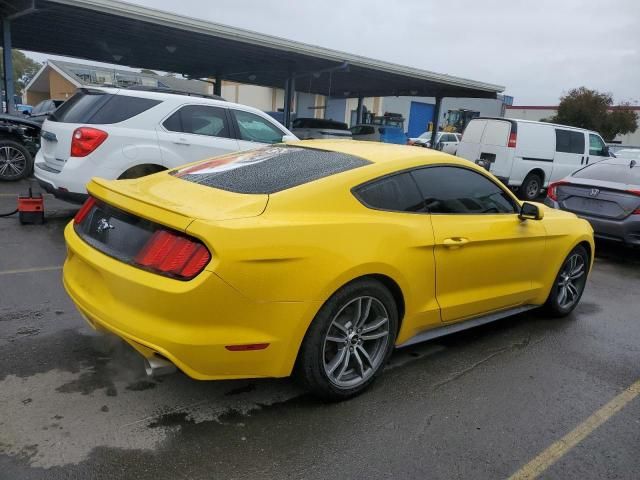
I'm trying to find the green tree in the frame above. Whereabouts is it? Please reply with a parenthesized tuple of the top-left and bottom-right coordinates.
(550, 87, 638, 141)
(0, 49, 42, 95)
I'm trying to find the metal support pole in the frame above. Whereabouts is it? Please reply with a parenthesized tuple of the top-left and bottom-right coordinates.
(356, 96, 364, 125)
(430, 96, 443, 149)
(213, 74, 221, 97)
(283, 75, 295, 129)
(2, 17, 15, 114)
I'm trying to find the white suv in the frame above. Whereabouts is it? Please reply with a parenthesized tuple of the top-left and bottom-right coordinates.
(34, 86, 297, 203)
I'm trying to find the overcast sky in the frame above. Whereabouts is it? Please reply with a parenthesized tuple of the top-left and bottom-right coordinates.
(27, 0, 640, 105)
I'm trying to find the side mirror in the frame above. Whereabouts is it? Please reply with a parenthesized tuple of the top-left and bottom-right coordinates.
(519, 202, 544, 221)
(281, 134, 298, 143)
(603, 146, 611, 157)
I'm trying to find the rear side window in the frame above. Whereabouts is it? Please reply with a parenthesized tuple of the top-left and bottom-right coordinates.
(172, 146, 370, 194)
(292, 118, 349, 130)
(411, 166, 517, 214)
(555, 129, 585, 154)
(49, 90, 160, 124)
(572, 162, 640, 184)
(461, 120, 486, 143)
(354, 173, 425, 213)
(163, 105, 231, 138)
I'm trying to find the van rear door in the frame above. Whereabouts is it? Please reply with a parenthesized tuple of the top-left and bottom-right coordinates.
(456, 119, 486, 162)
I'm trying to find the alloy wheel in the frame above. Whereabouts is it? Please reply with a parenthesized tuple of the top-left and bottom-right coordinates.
(322, 296, 390, 388)
(0, 146, 27, 179)
(557, 253, 586, 309)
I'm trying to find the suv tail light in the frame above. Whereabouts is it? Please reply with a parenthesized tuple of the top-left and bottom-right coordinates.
(134, 230, 211, 279)
(547, 181, 567, 201)
(71, 127, 108, 157)
(507, 131, 517, 148)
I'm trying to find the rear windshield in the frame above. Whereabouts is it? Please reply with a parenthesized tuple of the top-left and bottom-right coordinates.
(292, 118, 349, 130)
(572, 161, 640, 184)
(49, 89, 161, 124)
(172, 146, 371, 194)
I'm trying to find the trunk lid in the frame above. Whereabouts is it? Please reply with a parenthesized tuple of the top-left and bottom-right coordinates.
(39, 120, 77, 172)
(557, 179, 640, 220)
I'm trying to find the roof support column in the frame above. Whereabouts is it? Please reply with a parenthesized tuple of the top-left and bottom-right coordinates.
(356, 96, 364, 125)
(430, 96, 443, 149)
(2, 17, 15, 114)
(283, 75, 295, 129)
(213, 74, 222, 97)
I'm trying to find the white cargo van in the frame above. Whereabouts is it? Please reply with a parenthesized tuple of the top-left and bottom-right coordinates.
(456, 118, 611, 200)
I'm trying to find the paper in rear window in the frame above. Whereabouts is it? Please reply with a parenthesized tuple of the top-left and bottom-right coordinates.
(172, 146, 371, 194)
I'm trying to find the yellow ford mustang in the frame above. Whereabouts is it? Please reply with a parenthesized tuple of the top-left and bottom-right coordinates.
(64, 141, 594, 400)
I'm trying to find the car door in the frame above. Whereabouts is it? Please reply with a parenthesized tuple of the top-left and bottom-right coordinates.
(587, 133, 610, 165)
(157, 104, 240, 166)
(440, 134, 458, 154)
(230, 109, 288, 151)
(551, 128, 586, 182)
(411, 166, 547, 323)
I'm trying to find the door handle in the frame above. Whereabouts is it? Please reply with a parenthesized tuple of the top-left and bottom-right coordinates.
(173, 138, 190, 146)
(586, 156, 589, 164)
(443, 237, 469, 247)
(580, 156, 585, 165)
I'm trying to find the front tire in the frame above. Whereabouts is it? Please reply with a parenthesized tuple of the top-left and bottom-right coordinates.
(296, 279, 398, 401)
(544, 245, 589, 317)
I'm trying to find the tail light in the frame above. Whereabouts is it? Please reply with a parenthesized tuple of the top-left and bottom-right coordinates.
(135, 229, 211, 280)
(547, 181, 567, 201)
(74, 196, 96, 224)
(507, 131, 517, 148)
(71, 127, 108, 157)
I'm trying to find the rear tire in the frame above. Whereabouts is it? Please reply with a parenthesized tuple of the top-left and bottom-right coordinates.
(543, 245, 589, 317)
(296, 279, 398, 401)
(519, 173, 542, 201)
(0, 140, 33, 181)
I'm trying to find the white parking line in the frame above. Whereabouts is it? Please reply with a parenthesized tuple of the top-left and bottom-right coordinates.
(0, 265, 62, 276)
(507, 378, 640, 480)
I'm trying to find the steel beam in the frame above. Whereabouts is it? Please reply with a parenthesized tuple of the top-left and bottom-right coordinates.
(2, 16, 15, 114)
(430, 96, 443, 149)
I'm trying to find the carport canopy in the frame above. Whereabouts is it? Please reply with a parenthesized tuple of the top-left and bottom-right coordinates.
(1, 0, 504, 133)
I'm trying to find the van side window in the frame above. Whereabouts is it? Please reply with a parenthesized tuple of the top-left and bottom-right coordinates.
(555, 129, 585, 154)
(589, 134, 606, 156)
(411, 166, 517, 214)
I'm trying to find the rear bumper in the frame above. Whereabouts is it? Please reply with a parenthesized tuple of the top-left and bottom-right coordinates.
(36, 176, 88, 204)
(545, 198, 640, 246)
(63, 222, 319, 380)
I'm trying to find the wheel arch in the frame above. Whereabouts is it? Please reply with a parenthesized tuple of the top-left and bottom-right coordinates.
(525, 168, 546, 186)
(118, 163, 167, 179)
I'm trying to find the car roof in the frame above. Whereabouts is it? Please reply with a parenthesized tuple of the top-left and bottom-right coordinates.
(493, 117, 598, 134)
(78, 86, 272, 118)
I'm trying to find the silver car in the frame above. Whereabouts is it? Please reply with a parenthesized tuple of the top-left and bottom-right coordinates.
(291, 118, 352, 140)
(545, 158, 640, 246)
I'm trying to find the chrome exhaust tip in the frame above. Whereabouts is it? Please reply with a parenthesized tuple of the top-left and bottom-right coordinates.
(143, 355, 177, 377)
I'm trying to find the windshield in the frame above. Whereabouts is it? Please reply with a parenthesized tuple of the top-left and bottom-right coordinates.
(572, 161, 640, 184)
(615, 149, 640, 160)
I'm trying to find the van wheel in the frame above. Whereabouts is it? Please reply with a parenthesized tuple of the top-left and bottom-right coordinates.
(295, 279, 398, 401)
(519, 173, 542, 201)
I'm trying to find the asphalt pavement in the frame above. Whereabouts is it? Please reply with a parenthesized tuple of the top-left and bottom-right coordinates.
(1, 179, 638, 480)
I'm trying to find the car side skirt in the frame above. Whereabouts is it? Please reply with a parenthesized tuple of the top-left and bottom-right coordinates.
(396, 304, 537, 348)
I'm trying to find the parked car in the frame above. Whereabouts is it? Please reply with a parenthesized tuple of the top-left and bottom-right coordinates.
(408, 131, 461, 153)
(545, 157, 640, 246)
(0, 114, 41, 181)
(612, 148, 640, 160)
(27, 99, 65, 124)
(291, 118, 352, 140)
(64, 140, 593, 400)
(456, 118, 611, 200)
(34, 86, 298, 203)
(350, 124, 407, 144)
